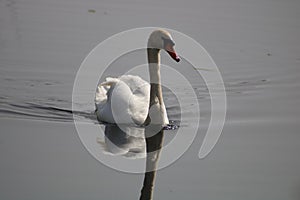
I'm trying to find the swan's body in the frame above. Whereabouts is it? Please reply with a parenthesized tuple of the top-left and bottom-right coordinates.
(95, 29, 180, 126)
(95, 75, 168, 125)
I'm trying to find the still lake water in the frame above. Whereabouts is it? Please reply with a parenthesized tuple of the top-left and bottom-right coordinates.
(1, 0, 300, 199)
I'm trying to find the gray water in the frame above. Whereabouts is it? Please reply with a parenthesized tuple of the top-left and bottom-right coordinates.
(1, 0, 300, 199)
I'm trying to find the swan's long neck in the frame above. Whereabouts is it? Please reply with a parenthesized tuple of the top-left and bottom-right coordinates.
(140, 48, 165, 200)
(147, 48, 163, 106)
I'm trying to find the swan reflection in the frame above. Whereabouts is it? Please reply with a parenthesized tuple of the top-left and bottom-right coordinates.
(97, 123, 164, 200)
(97, 124, 146, 159)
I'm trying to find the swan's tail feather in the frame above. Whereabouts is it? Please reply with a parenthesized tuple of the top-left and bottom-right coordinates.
(95, 77, 119, 106)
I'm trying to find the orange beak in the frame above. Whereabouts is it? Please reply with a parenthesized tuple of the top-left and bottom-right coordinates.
(165, 43, 180, 62)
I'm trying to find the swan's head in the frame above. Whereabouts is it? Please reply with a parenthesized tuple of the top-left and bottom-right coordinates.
(148, 29, 180, 62)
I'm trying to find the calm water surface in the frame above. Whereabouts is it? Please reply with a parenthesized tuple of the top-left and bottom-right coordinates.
(1, 0, 300, 199)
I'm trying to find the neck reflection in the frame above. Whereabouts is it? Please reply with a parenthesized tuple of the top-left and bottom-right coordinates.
(98, 123, 164, 200)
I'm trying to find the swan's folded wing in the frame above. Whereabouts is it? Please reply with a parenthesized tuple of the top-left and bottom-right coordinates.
(95, 75, 151, 125)
(119, 75, 149, 96)
(95, 77, 119, 105)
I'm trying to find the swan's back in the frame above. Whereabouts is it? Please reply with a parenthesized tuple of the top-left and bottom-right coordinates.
(95, 75, 150, 125)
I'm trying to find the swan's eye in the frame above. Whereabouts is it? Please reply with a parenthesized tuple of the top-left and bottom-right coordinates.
(161, 37, 175, 47)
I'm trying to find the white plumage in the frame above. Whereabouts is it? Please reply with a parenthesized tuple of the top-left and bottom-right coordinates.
(95, 75, 152, 125)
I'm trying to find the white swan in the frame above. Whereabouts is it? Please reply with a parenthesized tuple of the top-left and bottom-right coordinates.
(95, 29, 180, 126)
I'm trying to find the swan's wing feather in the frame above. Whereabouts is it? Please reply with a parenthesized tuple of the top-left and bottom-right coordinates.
(118, 75, 150, 124)
(119, 75, 149, 96)
(95, 77, 119, 104)
(95, 75, 152, 125)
